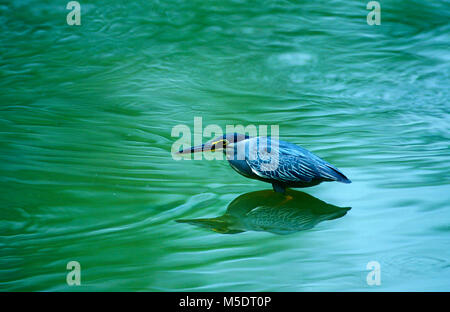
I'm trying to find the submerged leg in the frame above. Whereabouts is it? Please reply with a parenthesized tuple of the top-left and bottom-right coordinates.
(272, 183, 286, 194)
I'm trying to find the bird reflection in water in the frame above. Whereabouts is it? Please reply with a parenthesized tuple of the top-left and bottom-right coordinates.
(176, 190, 350, 235)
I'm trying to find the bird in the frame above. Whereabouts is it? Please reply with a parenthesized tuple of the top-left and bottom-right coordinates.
(177, 133, 351, 193)
(176, 189, 351, 235)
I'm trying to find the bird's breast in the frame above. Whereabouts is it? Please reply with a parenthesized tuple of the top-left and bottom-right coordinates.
(228, 159, 254, 179)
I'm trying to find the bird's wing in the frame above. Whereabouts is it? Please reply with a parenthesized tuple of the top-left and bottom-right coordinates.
(244, 137, 349, 184)
(244, 138, 320, 183)
(246, 153, 318, 183)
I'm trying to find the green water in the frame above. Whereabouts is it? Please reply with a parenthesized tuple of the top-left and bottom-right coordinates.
(1, 0, 449, 291)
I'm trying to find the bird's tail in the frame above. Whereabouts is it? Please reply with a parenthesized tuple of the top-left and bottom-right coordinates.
(319, 163, 352, 184)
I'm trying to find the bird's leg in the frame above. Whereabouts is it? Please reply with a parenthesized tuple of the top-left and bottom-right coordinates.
(272, 183, 286, 194)
(272, 183, 293, 201)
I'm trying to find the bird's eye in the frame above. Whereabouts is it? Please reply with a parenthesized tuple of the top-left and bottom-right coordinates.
(210, 139, 228, 150)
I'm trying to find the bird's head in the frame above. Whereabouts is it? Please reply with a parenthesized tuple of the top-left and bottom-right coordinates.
(177, 132, 250, 154)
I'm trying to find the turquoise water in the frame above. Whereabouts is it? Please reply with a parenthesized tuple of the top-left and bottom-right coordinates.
(0, 0, 449, 291)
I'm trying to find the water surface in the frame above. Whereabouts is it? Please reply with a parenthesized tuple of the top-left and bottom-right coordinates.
(0, 0, 449, 291)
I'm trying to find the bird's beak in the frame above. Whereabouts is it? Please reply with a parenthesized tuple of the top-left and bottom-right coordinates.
(177, 143, 213, 154)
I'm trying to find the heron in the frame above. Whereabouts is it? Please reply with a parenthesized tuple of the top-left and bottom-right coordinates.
(177, 133, 351, 193)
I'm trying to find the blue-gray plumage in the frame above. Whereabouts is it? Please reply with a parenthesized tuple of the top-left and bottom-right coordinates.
(178, 133, 351, 193)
